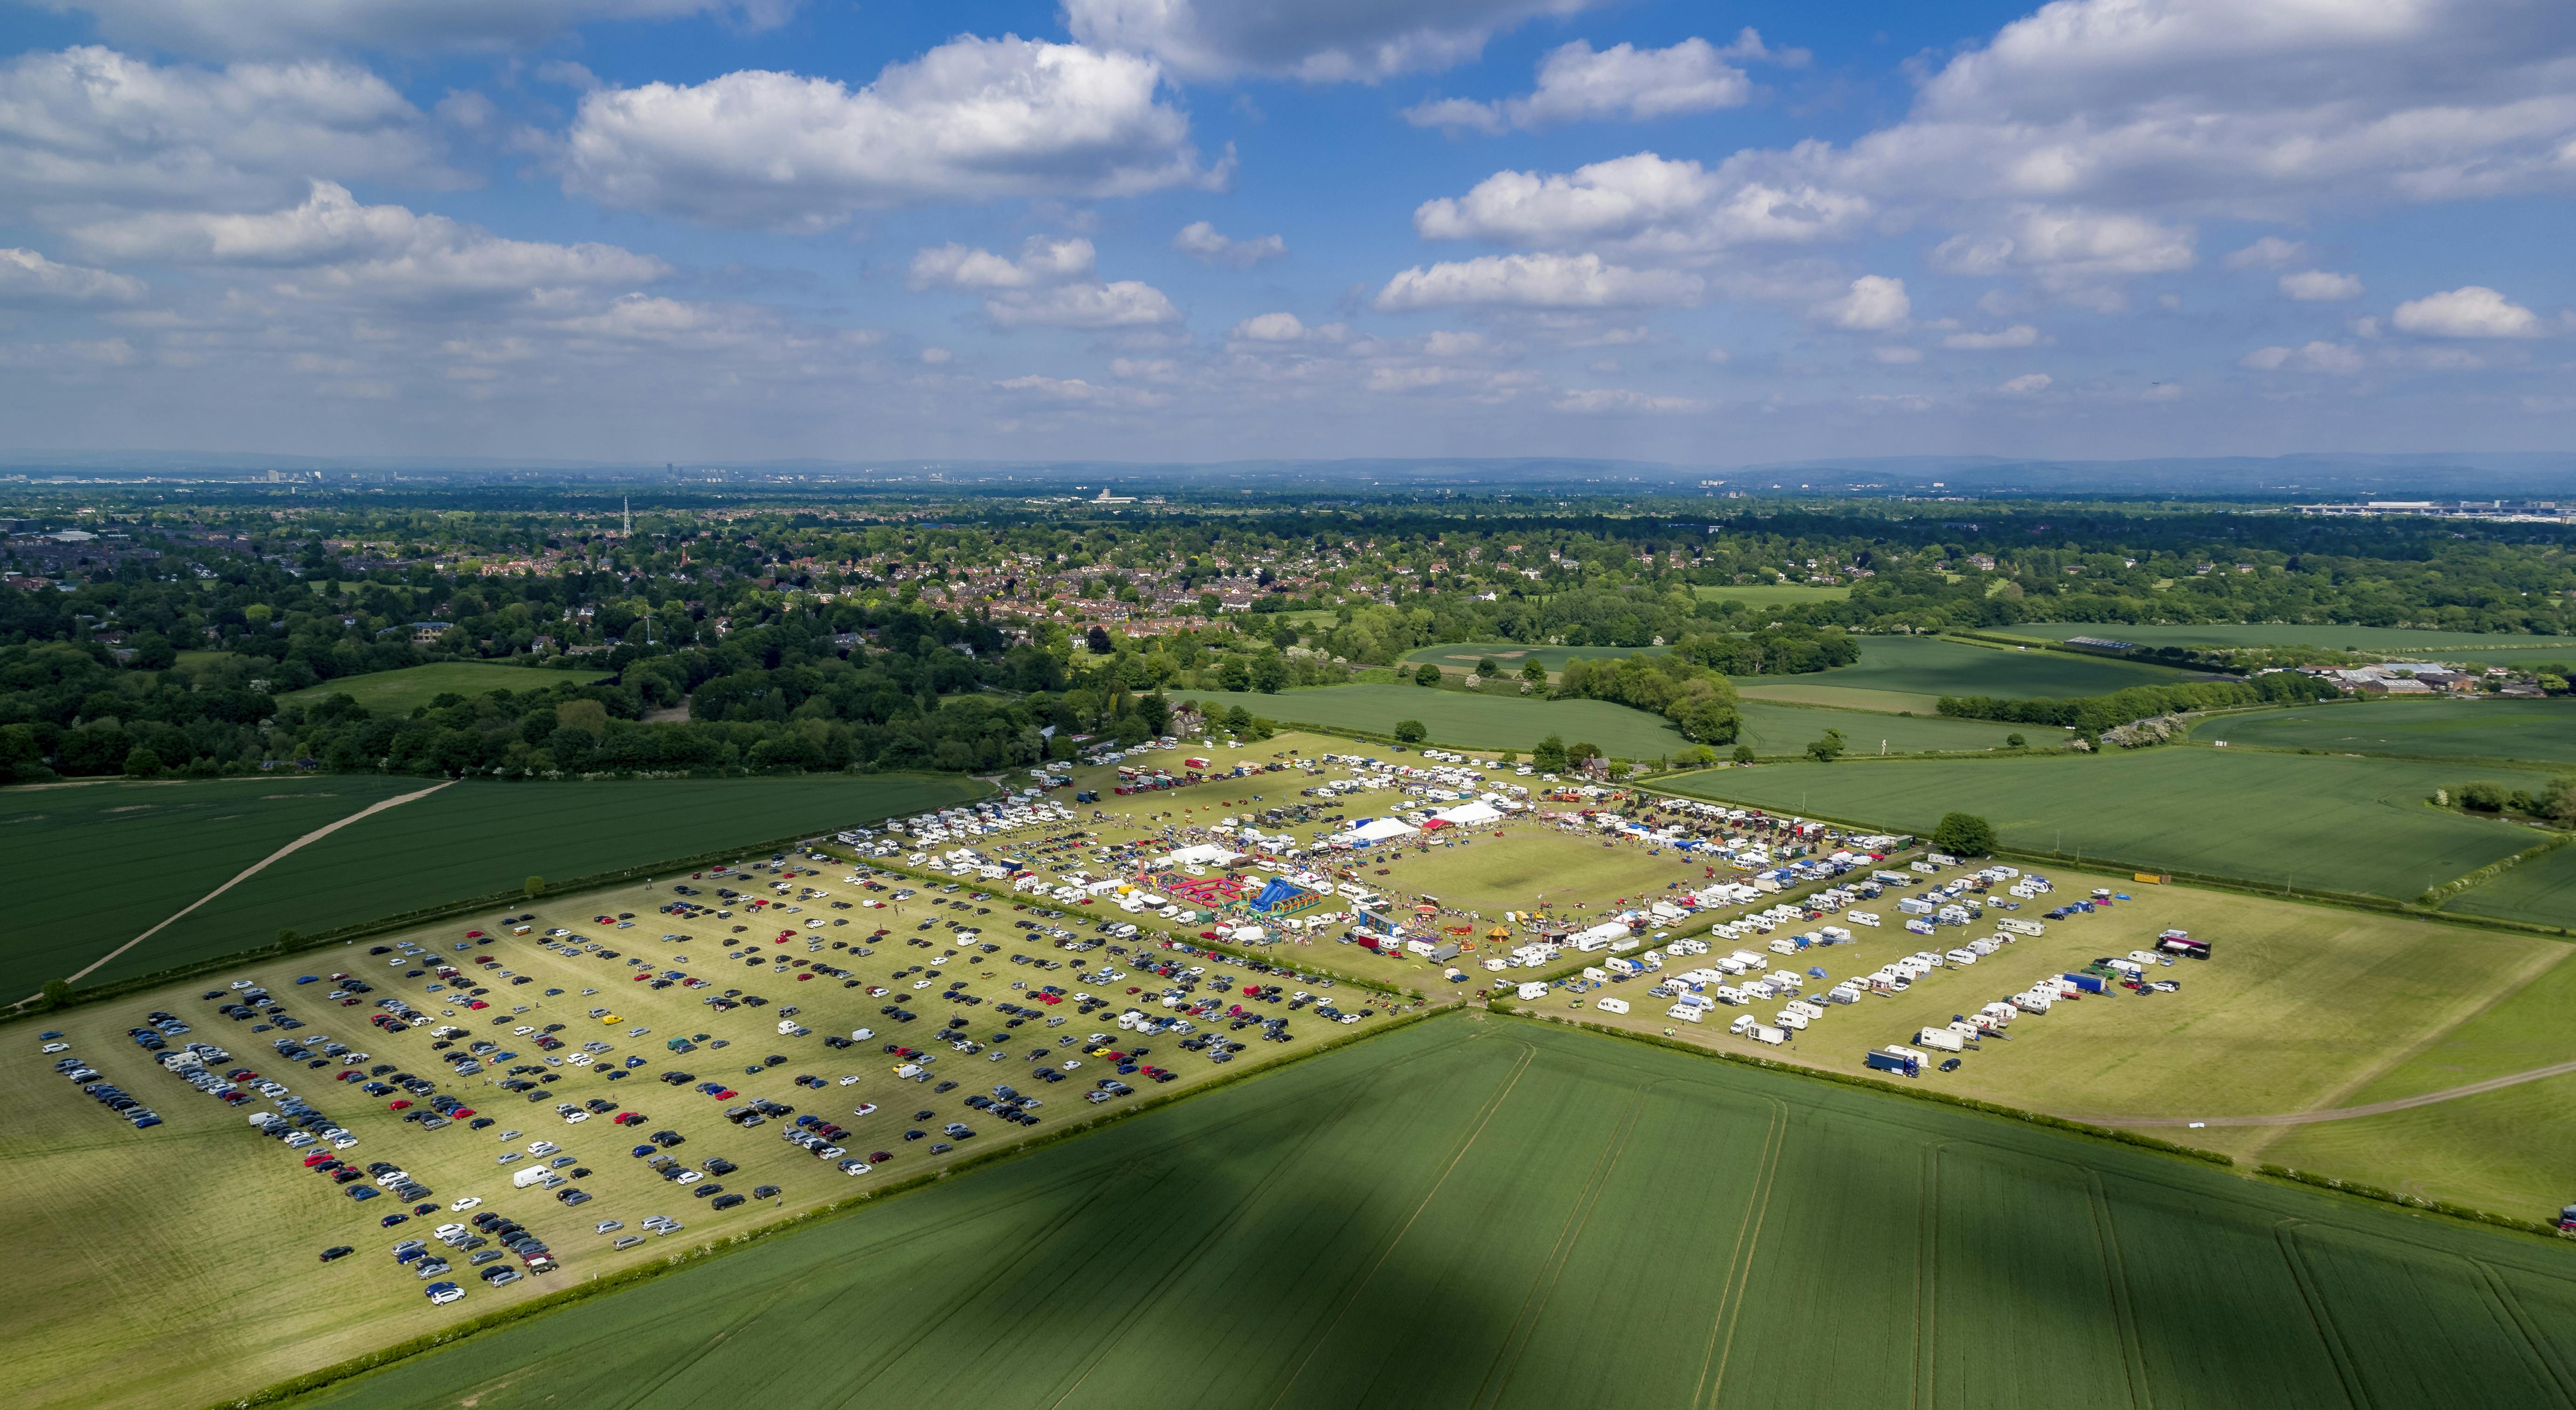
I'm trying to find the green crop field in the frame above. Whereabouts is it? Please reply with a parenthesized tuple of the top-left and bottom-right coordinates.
(258, 1014, 2576, 1410)
(67, 774, 987, 990)
(1178, 684, 1690, 757)
(2441, 842, 2576, 928)
(0, 776, 429, 999)
(1757, 634, 2210, 703)
(279, 662, 615, 715)
(1400, 641, 1664, 674)
(1176, 684, 2024, 760)
(1662, 749, 2545, 897)
(2193, 698, 2576, 766)
(1692, 581, 1854, 604)
(2010, 621, 2576, 657)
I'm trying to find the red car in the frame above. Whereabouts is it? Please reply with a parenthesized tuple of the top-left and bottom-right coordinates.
(711, 1088, 737, 1100)
(795, 973, 814, 982)
(302, 1152, 333, 1167)
(388, 1099, 412, 1110)
(452, 1107, 476, 1119)
(341, 997, 360, 1006)
(465, 931, 485, 939)
(465, 1000, 489, 1010)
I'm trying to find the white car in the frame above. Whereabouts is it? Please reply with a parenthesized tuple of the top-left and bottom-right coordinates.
(434, 1223, 469, 1240)
(528, 1140, 559, 1156)
(450, 1196, 482, 1211)
(564, 1110, 591, 1124)
(838, 1160, 873, 1176)
(851, 1102, 877, 1116)
(674, 1171, 702, 1185)
(595, 1220, 624, 1234)
(427, 1284, 465, 1306)
(40, 1041, 68, 1054)
(836, 1075, 862, 1086)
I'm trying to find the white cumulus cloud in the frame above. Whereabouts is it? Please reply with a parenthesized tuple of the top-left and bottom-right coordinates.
(1820, 274, 1910, 330)
(1997, 372, 2053, 394)
(1063, 0, 1612, 83)
(2279, 270, 2363, 300)
(0, 247, 145, 303)
(907, 238, 1096, 291)
(1173, 221, 1285, 268)
(2391, 285, 2545, 337)
(1553, 387, 1706, 413)
(1403, 37, 1755, 134)
(984, 281, 1181, 330)
(559, 37, 1211, 231)
(1413, 152, 1868, 259)
(1373, 251, 1703, 311)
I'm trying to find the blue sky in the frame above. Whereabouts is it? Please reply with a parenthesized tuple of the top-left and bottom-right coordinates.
(0, 0, 2572, 466)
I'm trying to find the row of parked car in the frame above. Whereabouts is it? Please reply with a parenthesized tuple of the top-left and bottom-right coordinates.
(55, 1055, 163, 1127)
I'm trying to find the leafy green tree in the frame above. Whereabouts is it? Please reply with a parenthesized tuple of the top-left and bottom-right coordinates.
(1930, 813, 1996, 856)
(1532, 735, 1568, 771)
(1414, 663, 1443, 686)
(2459, 781, 2507, 812)
(1251, 653, 1290, 693)
(1217, 657, 1251, 691)
(2005, 732, 2026, 748)
(122, 746, 163, 777)
(1731, 744, 1756, 765)
(1393, 719, 1427, 742)
(1521, 659, 1547, 684)
(1804, 728, 1847, 763)
(1476, 657, 1500, 677)
(2543, 774, 2576, 823)
(525, 875, 546, 898)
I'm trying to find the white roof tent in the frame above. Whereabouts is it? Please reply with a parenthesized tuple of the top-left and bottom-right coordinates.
(1427, 800, 1504, 828)
(1332, 817, 1420, 846)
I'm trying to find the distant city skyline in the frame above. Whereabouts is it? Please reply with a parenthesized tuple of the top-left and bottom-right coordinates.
(0, 0, 2571, 466)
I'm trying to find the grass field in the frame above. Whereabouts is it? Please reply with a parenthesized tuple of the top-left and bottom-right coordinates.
(2010, 621, 2576, 657)
(0, 776, 431, 997)
(1755, 633, 2212, 703)
(1178, 684, 1691, 757)
(1732, 680, 1948, 714)
(1691, 582, 1854, 604)
(1559, 859, 2572, 1185)
(2440, 842, 2576, 929)
(2193, 698, 2576, 766)
(71, 776, 989, 990)
(2, 859, 1379, 1410)
(255, 1013, 2576, 1410)
(1176, 684, 2026, 759)
(279, 662, 615, 715)
(1662, 749, 2546, 898)
(1399, 641, 1663, 674)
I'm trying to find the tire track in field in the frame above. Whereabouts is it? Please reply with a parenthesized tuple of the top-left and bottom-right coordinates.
(2078, 1058, 2576, 1128)
(2471, 1260, 2576, 1408)
(1691, 1095, 1789, 1410)
(2271, 1220, 2373, 1410)
(1462, 1077, 1655, 1410)
(2085, 1170, 2153, 1410)
(1914, 1142, 1941, 1410)
(1260, 1039, 1538, 1410)
(31, 779, 452, 999)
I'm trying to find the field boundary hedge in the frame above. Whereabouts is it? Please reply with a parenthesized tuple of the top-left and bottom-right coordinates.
(204, 1005, 1442, 1410)
(3, 776, 994, 1026)
(1634, 771, 2576, 941)
(2250, 1161, 2576, 1241)
(2425, 831, 2576, 908)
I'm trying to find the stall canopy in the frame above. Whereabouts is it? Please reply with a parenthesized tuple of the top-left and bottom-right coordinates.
(1429, 800, 1504, 827)
(1332, 817, 1419, 846)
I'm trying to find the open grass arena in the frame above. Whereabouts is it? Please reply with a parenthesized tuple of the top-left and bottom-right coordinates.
(278, 662, 617, 715)
(2194, 698, 2576, 766)
(17, 774, 986, 996)
(240, 1013, 2576, 1410)
(1662, 749, 2545, 899)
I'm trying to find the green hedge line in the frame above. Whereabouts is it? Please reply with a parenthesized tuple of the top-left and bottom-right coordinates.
(207, 1005, 1440, 1410)
(2252, 1162, 2575, 1242)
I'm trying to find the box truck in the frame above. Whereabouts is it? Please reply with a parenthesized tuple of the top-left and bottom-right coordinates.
(1863, 1047, 1921, 1077)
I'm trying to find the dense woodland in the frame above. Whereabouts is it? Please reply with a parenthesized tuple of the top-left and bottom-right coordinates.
(1, 489, 2570, 781)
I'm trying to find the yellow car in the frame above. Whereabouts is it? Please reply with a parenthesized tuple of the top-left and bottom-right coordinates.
(599, 1013, 623, 1024)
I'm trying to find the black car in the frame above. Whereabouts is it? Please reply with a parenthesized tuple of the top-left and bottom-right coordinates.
(319, 1245, 353, 1262)
(710, 1193, 747, 1210)
(751, 1184, 781, 1199)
